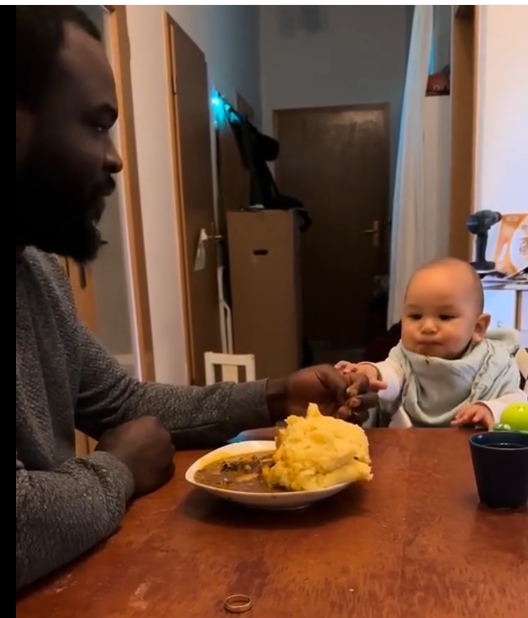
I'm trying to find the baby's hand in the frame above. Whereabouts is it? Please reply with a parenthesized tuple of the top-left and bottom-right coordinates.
(335, 361, 386, 392)
(335, 361, 358, 375)
(451, 403, 494, 430)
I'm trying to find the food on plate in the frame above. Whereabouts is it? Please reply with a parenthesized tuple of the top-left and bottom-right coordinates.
(194, 404, 373, 494)
(194, 451, 281, 493)
(262, 403, 372, 491)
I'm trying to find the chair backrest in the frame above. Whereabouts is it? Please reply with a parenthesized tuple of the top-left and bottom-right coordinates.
(515, 348, 528, 392)
(204, 352, 256, 385)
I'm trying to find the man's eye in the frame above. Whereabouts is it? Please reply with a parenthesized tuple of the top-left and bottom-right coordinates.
(87, 118, 112, 134)
(92, 123, 109, 134)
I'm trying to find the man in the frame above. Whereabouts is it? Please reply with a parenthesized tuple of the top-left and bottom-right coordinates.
(16, 7, 372, 590)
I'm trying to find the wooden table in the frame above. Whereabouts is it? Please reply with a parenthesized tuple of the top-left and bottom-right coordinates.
(16, 430, 527, 618)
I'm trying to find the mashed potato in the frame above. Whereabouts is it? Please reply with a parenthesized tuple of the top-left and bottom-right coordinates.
(262, 403, 373, 491)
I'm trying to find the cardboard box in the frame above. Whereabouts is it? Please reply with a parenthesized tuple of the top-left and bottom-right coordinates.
(227, 210, 303, 379)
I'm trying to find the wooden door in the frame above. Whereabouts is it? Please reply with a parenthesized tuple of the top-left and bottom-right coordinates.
(217, 93, 255, 237)
(59, 259, 98, 332)
(236, 93, 255, 121)
(275, 104, 390, 348)
(165, 17, 221, 385)
(59, 258, 98, 456)
(449, 5, 478, 260)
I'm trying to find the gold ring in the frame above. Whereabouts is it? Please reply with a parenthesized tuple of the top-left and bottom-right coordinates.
(224, 594, 253, 614)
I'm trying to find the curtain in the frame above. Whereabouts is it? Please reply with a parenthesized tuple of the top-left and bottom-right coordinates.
(388, 6, 434, 326)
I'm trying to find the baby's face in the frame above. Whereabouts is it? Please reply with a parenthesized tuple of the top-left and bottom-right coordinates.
(401, 268, 487, 359)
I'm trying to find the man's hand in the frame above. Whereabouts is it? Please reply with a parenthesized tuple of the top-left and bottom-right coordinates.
(96, 416, 175, 497)
(266, 365, 377, 425)
(451, 404, 494, 430)
(337, 370, 387, 424)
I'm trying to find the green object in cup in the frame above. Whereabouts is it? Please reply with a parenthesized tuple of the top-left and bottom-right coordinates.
(494, 402, 528, 434)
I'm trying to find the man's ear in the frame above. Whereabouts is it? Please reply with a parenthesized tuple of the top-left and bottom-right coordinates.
(474, 313, 491, 341)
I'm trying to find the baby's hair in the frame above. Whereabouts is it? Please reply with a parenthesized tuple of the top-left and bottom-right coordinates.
(408, 258, 484, 313)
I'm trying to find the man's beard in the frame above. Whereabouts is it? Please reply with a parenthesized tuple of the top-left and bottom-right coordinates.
(16, 155, 106, 264)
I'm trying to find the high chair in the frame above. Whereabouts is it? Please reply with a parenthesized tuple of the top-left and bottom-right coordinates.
(516, 347, 528, 391)
(365, 346, 528, 427)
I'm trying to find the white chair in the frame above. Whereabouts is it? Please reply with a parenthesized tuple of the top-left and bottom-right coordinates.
(515, 347, 528, 392)
(204, 352, 256, 385)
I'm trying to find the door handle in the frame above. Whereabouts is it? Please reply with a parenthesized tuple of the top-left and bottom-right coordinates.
(206, 222, 223, 242)
(364, 220, 380, 249)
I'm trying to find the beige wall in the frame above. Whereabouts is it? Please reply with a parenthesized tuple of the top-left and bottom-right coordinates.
(126, 6, 261, 385)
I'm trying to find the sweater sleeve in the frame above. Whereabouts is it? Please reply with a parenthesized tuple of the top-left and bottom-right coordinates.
(74, 322, 272, 449)
(16, 450, 134, 590)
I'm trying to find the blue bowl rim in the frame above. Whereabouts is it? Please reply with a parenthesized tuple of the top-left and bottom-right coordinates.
(470, 431, 528, 451)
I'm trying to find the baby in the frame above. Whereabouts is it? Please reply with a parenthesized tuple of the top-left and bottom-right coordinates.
(337, 258, 527, 429)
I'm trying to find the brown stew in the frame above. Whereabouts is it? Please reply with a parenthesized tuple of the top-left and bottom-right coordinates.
(194, 451, 287, 493)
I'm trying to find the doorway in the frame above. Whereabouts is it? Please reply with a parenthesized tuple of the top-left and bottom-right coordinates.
(165, 15, 222, 386)
(274, 104, 390, 358)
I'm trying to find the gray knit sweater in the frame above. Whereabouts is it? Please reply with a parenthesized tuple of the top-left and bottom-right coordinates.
(16, 248, 270, 590)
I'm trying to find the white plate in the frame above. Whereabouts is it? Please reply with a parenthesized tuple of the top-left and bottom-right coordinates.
(185, 440, 351, 510)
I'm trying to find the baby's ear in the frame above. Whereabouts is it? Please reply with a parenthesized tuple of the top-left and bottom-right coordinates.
(474, 313, 491, 341)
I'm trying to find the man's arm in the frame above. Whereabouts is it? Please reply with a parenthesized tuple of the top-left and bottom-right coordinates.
(75, 322, 272, 449)
(16, 451, 133, 590)
(37, 250, 271, 448)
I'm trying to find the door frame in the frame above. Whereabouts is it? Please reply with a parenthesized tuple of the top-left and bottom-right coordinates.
(162, 11, 194, 379)
(105, 5, 155, 382)
(74, 5, 156, 456)
(449, 5, 480, 260)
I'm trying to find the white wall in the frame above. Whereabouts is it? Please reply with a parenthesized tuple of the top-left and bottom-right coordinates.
(474, 5, 528, 215)
(126, 5, 260, 384)
(92, 190, 135, 357)
(260, 5, 412, 188)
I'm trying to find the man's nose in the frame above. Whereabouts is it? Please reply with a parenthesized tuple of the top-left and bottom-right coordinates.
(106, 140, 123, 174)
